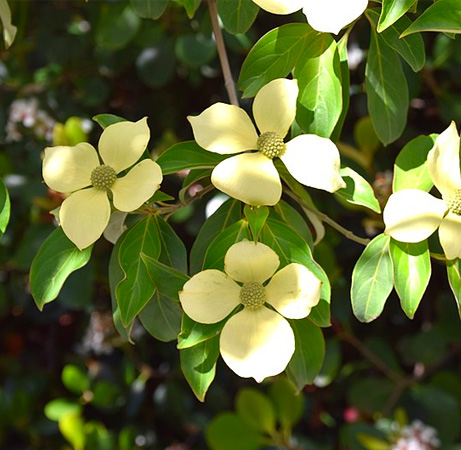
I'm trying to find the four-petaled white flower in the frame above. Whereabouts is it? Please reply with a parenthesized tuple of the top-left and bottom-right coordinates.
(384, 121, 461, 260)
(188, 78, 346, 206)
(179, 239, 322, 382)
(43, 118, 163, 250)
(252, 0, 368, 34)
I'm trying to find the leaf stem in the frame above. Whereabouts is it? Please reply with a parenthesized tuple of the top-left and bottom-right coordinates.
(207, 0, 239, 106)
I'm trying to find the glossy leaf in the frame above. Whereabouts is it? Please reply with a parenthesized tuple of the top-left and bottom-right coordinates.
(30, 227, 92, 310)
(139, 291, 182, 342)
(378, 0, 417, 32)
(176, 0, 201, 18)
(369, 9, 425, 72)
(217, 0, 259, 34)
(190, 198, 242, 274)
(244, 205, 269, 242)
(447, 259, 461, 319)
(236, 388, 276, 434)
(393, 134, 436, 192)
(294, 33, 342, 137)
(175, 34, 216, 68)
(401, 0, 461, 36)
(268, 377, 303, 430)
(156, 141, 226, 175)
(155, 216, 187, 272)
(129, 0, 169, 19)
(92, 114, 126, 129)
(390, 239, 431, 319)
(0, 178, 10, 238)
(238, 23, 317, 97)
(351, 234, 393, 323)
(116, 216, 161, 326)
(62, 365, 90, 396)
(177, 313, 227, 349)
(335, 166, 381, 213)
(365, 26, 409, 145)
(59, 412, 86, 450)
(180, 336, 220, 402)
(44, 399, 82, 421)
(287, 318, 325, 391)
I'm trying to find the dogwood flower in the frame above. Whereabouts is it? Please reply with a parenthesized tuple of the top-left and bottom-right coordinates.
(43, 118, 162, 250)
(179, 239, 322, 382)
(384, 122, 461, 260)
(188, 78, 345, 206)
(251, 0, 368, 34)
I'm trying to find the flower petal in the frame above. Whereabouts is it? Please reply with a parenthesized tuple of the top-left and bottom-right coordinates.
(111, 159, 162, 212)
(43, 143, 99, 193)
(179, 270, 241, 324)
(265, 263, 321, 319)
(439, 213, 461, 260)
(60, 188, 111, 250)
(251, 0, 304, 14)
(224, 240, 280, 284)
(98, 118, 150, 173)
(383, 189, 446, 243)
(281, 134, 346, 192)
(253, 78, 298, 137)
(211, 152, 282, 206)
(302, 0, 367, 34)
(220, 307, 295, 382)
(427, 121, 461, 196)
(188, 103, 258, 154)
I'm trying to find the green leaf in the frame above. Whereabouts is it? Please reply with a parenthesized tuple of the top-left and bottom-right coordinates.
(92, 114, 126, 129)
(351, 234, 393, 322)
(109, 232, 134, 342)
(44, 399, 82, 421)
(217, 0, 259, 34)
(175, 34, 216, 68)
(238, 23, 316, 97)
(206, 412, 265, 450)
(180, 336, 220, 402)
(268, 377, 303, 430)
(0, 178, 10, 238)
(116, 216, 161, 326)
(155, 216, 187, 272)
(62, 365, 90, 396)
(393, 134, 436, 192)
(244, 205, 269, 242)
(357, 434, 391, 450)
(390, 239, 431, 319)
(348, 377, 395, 414)
(202, 220, 251, 270)
(141, 253, 189, 300)
(365, 25, 409, 145)
(260, 218, 331, 327)
(175, 0, 201, 18)
(156, 141, 226, 175)
(30, 228, 92, 310)
(287, 318, 325, 391)
(190, 199, 242, 274)
(378, 0, 417, 32)
(95, 3, 141, 50)
(401, 0, 461, 36)
(369, 9, 425, 72)
(335, 166, 381, 213)
(129, 0, 169, 19)
(236, 388, 276, 434)
(294, 33, 342, 137)
(59, 412, 86, 450)
(314, 338, 341, 388)
(447, 259, 461, 319)
(177, 313, 227, 349)
(138, 291, 182, 342)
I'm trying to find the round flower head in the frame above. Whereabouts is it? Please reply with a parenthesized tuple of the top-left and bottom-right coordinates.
(384, 121, 461, 260)
(43, 118, 163, 250)
(188, 78, 345, 206)
(179, 240, 322, 382)
(251, 0, 368, 34)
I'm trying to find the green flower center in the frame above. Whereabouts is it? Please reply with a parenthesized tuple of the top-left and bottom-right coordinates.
(90, 165, 117, 190)
(257, 131, 286, 159)
(239, 281, 266, 310)
(444, 189, 461, 215)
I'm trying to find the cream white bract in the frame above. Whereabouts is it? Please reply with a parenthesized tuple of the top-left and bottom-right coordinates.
(383, 122, 461, 260)
(188, 78, 345, 206)
(251, 0, 367, 34)
(43, 118, 163, 250)
(179, 239, 322, 382)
